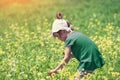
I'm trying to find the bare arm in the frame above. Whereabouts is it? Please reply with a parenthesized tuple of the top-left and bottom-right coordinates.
(48, 46, 73, 75)
(54, 46, 73, 71)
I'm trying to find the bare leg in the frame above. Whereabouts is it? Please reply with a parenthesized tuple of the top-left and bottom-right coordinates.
(74, 70, 94, 80)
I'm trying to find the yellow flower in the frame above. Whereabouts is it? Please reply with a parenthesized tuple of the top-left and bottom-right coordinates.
(37, 72, 42, 76)
(51, 73, 55, 78)
(117, 36, 120, 41)
(40, 78, 45, 80)
(112, 72, 120, 77)
(0, 49, 3, 55)
(108, 67, 114, 72)
(46, 76, 50, 79)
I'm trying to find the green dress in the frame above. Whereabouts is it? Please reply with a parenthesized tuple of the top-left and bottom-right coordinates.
(65, 32, 105, 71)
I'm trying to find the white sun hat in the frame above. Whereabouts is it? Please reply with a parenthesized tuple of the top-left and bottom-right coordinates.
(52, 19, 71, 34)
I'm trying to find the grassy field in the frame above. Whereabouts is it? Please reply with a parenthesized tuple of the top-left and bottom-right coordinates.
(0, 0, 120, 80)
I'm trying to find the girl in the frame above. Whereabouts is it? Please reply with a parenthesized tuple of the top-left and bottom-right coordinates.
(48, 13, 105, 80)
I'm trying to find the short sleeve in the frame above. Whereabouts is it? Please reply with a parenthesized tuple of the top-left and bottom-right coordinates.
(65, 38, 75, 47)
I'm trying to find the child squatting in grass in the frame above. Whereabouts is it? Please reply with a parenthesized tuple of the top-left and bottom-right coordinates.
(48, 13, 105, 80)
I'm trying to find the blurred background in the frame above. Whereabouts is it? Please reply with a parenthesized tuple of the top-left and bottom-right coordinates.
(0, 0, 120, 80)
(0, 0, 119, 32)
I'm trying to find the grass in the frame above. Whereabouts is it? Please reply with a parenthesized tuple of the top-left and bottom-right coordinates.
(0, 0, 120, 80)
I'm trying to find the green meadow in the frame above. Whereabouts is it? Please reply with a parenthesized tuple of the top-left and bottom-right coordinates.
(0, 0, 120, 80)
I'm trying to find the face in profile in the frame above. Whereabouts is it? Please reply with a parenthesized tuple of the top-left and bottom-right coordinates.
(53, 30, 68, 41)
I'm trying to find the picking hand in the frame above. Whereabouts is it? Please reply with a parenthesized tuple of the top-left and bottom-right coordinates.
(48, 69, 57, 76)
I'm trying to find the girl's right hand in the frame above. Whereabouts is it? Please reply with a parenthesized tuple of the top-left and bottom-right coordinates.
(48, 69, 57, 76)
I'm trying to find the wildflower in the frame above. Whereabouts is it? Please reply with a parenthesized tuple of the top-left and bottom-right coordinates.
(111, 72, 120, 77)
(51, 73, 55, 78)
(108, 67, 114, 72)
(37, 72, 42, 76)
(46, 76, 50, 79)
(117, 36, 120, 41)
(0, 49, 3, 55)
